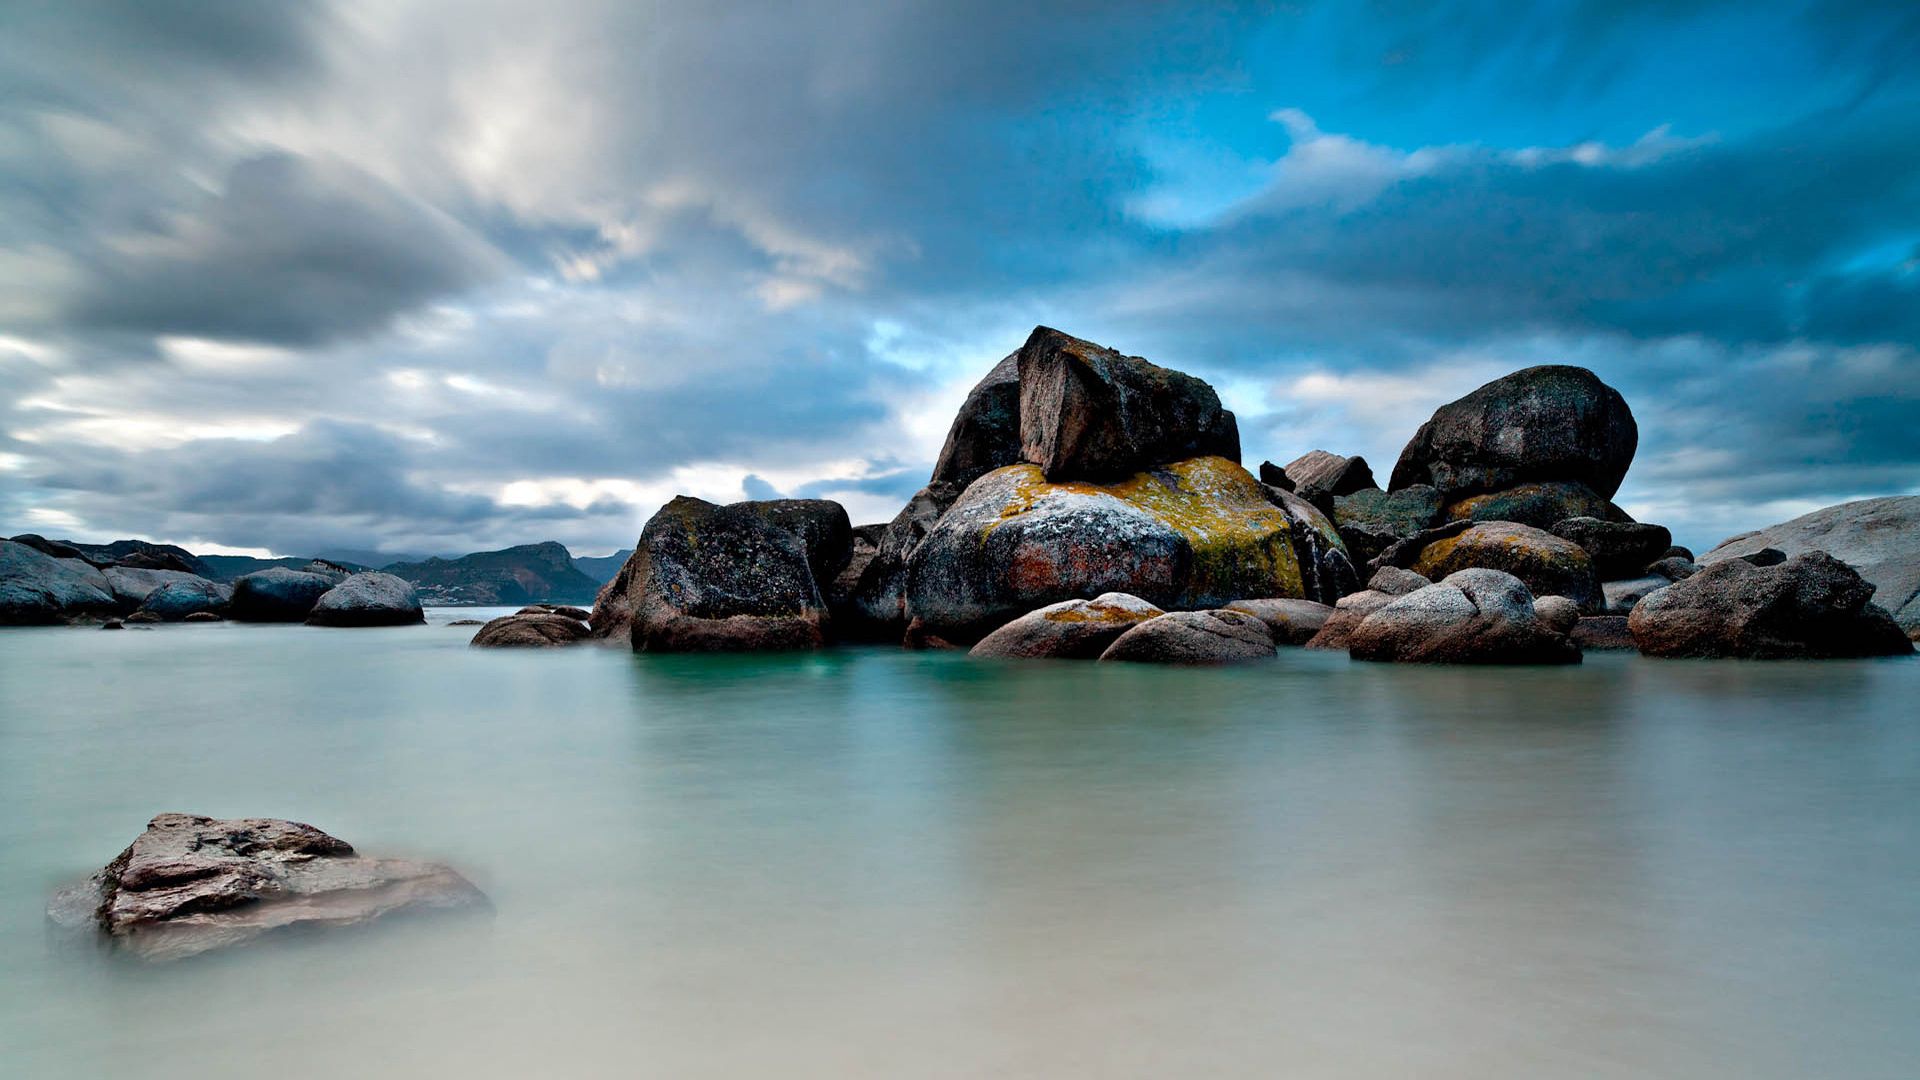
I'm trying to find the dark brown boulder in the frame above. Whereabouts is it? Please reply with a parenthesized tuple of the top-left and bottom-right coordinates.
(969, 593, 1164, 659)
(1223, 598, 1335, 645)
(840, 482, 962, 640)
(1391, 521, 1601, 613)
(470, 612, 591, 647)
(1257, 461, 1295, 491)
(1016, 327, 1239, 482)
(1549, 517, 1674, 579)
(1098, 610, 1275, 664)
(1442, 481, 1613, 530)
(930, 352, 1023, 488)
(1628, 551, 1913, 659)
(1390, 365, 1638, 500)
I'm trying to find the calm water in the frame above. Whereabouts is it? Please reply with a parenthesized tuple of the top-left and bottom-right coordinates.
(1, 610, 1916, 1078)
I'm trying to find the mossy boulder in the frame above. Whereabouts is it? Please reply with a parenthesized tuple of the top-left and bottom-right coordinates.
(1331, 484, 1444, 566)
(969, 592, 1164, 660)
(1017, 327, 1239, 482)
(1390, 365, 1638, 500)
(1442, 481, 1613, 530)
(1401, 521, 1601, 613)
(905, 456, 1338, 642)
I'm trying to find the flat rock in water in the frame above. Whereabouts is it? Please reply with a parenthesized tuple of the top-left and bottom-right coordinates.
(1098, 610, 1275, 664)
(1700, 496, 1920, 637)
(470, 612, 590, 647)
(307, 572, 426, 627)
(1629, 551, 1913, 659)
(970, 593, 1164, 659)
(47, 813, 485, 962)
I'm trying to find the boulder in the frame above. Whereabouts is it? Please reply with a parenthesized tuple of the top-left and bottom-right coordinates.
(470, 612, 591, 647)
(601, 496, 828, 652)
(0, 541, 120, 624)
(839, 483, 962, 639)
(1628, 551, 1913, 659)
(227, 568, 338, 622)
(101, 617, 124, 630)
(969, 593, 1164, 659)
(182, 611, 224, 623)
(1389, 365, 1638, 500)
(1442, 481, 1613, 530)
(1262, 485, 1361, 604)
(731, 499, 854, 594)
(1603, 575, 1671, 614)
(1283, 450, 1376, 503)
(1549, 517, 1674, 579)
(1330, 484, 1445, 566)
(124, 610, 162, 624)
(134, 578, 233, 620)
(825, 523, 885, 626)
(1304, 589, 1397, 651)
(1016, 327, 1239, 482)
(1348, 568, 1581, 665)
(1257, 461, 1295, 491)
(47, 813, 485, 962)
(1700, 496, 1920, 637)
(307, 572, 426, 627)
(1224, 598, 1335, 646)
(1571, 616, 1636, 651)
(448, 618, 485, 626)
(1098, 610, 1275, 664)
(1367, 566, 1433, 596)
(1661, 545, 1696, 563)
(102, 566, 215, 609)
(904, 456, 1347, 642)
(930, 352, 1024, 488)
(1646, 556, 1699, 581)
(1533, 595, 1581, 636)
(8, 533, 88, 561)
(1392, 521, 1601, 613)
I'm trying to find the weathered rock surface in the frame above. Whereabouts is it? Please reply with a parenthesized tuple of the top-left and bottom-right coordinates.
(307, 572, 426, 627)
(1224, 598, 1335, 646)
(1257, 461, 1295, 491)
(228, 568, 338, 622)
(1443, 481, 1613, 530)
(470, 612, 591, 647)
(1393, 521, 1601, 613)
(1533, 595, 1582, 636)
(731, 499, 854, 595)
(1017, 327, 1239, 482)
(1603, 575, 1671, 614)
(1098, 609, 1275, 664)
(1330, 485, 1444, 567)
(47, 813, 485, 962)
(1304, 589, 1397, 651)
(134, 578, 233, 621)
(1700, 496, 1920, 637)
(1348, 568, 1581, 665)
(1571, 615, 1636, 650)
(0, 541, 120, 624)
(598, 496, 828, 652)
(839, 483, 961, 639)
(1390, 365, 1638, 500)
(1283, 450, 1376, 504)
(1646, 556, 1699, 581)
(100, 567, 211, 609)
(1629, 551, 1914, 659)
(1262, 485, 1360, 604)
(1550, 517, 1674, 579)
(931, 352, 1023, 488)
(969, 593, 1164, 659)
(904, 457, 1345, 642)
(1367, 566, 1433, 596)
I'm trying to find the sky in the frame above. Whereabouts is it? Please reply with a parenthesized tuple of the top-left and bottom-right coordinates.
(1, 1, 1917, 559)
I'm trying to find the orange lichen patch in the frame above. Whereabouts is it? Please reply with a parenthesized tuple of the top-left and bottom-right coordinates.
(1041, 600, 1159, 624)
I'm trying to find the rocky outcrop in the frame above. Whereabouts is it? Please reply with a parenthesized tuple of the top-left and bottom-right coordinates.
(0, 541, 120, 624)
(134, 578, 233, 621)
(1330, 485, 1444, 567)
(1389, 365, 1638, 501)
(931, 352, 1023, 488)
(227, 568, 338, 622)
(470, 611, 591, 646)
(596, 496, 829, 652)
(307, 572, 426, 627)
(1098, 609, 1275, 664)
(7, 533, 89, 561)
(1017, 327, 1239, 481)
(1442, 481, 1614, 530)
(1348, 568, 1581, 665)
(968, 592, 1163, 659)
(1550, 517, 1673, 579)
(1223, 598, 1334, 646)
(1263, 486, 1360, 604)
(1282, 450, 1376, 505)
(1700, 496, 1920, 637)
(1629, 551, 1914, 659)
(904, 456, 1345, 642)
(839, 483, 961, 639)
(47, 813, 485, 962)
(1391, 521, 1601, 613)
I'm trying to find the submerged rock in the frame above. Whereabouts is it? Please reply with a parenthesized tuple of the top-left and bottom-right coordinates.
(0, 541, 120, 624)
(1017, 327, 1239, 482)
(904, 456, 1342, 642)
(1348, 568, 1581, 665)
(969, 592, 1163, 659)
(1224, 598, 1335, 646)
(307, 572, 426, 627)
(48, 813, 485, 962)
(228, 568, 337, 622)
(1389, 365, 1638, 500)
(1629, 551, 1913, 659)
(1700, 496, 1920, 638)
(1098, 609, 1275, 664)
(470, 612, 590, 647)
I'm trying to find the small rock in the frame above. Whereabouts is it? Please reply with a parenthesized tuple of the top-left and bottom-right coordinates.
(970, 593, 1164, 659)
(101, 617, 125, 630)
(1283, 450, 1376, 503)
(1533, 595, 1581, 636)
(1224, 598, 1334, 645)
(470, 613, 590, 647)
(1740, 548, 1787, 567)
(1603, 575, 1672, 614)
(1257, 461, 1295, 491)
(1099, 610, 1275, 665)
(1368, 566, 1432, 596)
(182, 611, 223, 623)
(1646, 556, 1699, 581)
(448, 618, 485, 626)
(1660, 545, 1695, 563)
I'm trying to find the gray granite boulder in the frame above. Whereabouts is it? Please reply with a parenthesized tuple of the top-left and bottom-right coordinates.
(47, 813, 485, 962)
(1389, 365, 1638, 500)
(228, 568, 338, 622)
(1098, 609, 1275, 664)
(969, 593, 1164, 660)
(307, 572, 426, 627)
(1304, 589, 1397, 651)
(0, 541, 120, 624)
(1348, 568, 1581, 665)
(1700, 496, 1920, 637)
(1629, 551, 1913, 659)
(1533, 595, 1582, 636)
(1223, 598, 1335, 645)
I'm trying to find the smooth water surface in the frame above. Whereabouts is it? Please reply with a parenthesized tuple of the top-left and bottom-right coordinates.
(2, 612, 1917, 1078)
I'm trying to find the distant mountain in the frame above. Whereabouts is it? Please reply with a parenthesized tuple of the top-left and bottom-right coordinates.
(383, 542, 600, 606)
(572, 549, 633, 585)
(312, 548, 436, 570)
